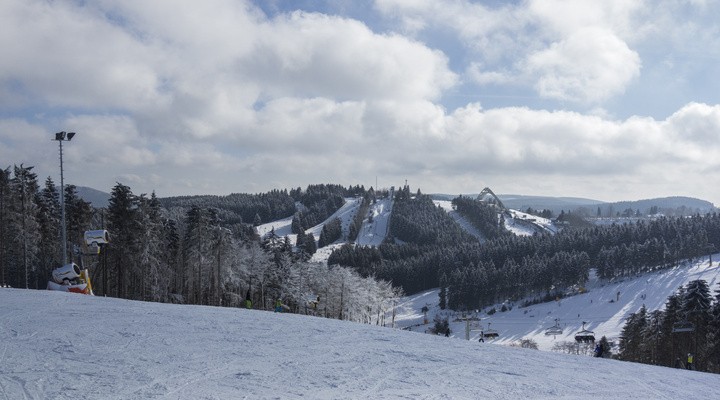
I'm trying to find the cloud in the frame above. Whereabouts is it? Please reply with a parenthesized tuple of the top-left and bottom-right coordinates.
(0, 1, 718, 206)
(243, 11, 456, 102)
(376, 0, 644, 104)
(526, 28, 641, 103)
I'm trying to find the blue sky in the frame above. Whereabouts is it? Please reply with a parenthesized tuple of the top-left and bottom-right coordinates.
(1, 0, 719, 205)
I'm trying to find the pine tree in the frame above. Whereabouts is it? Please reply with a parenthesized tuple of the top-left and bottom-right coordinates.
(64, 184, 93, 255)
(707, 288, 720, 372)
(439, 273, 448, 310)
(36, 177, 61, 286)
(9, 165, 41, 288)
(183, 206, 213, 304)
(107, 183, 137, 298)
(135, 193, 166, 302)
(683, 279, 712, 369)
(291, 214, 304, 234)
(619, 305, 647, 362)
(0, 167, 11, 287)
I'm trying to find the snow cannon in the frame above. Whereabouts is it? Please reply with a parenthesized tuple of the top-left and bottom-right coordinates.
(84, 230, 110, 254)
(84, 230, 109, 246)
(47, 263, 93, 295)
(51, 263, 81, 284)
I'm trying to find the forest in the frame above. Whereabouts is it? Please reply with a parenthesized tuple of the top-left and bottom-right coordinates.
(0, 166, 397, 324)
(618, 279, 720, 373)
(329, 189, 720, 311)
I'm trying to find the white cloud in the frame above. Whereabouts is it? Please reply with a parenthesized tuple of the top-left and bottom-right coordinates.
(376, 0, 644, 104)
(526, 28, 641, 103)
(0, 1, 718, 206)
(244, 11, 456, 102)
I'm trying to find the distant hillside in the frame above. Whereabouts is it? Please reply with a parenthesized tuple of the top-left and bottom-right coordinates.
(75, 186, 110, 208)
(598, 196, 715, 217)
(431, 193, 715, 217)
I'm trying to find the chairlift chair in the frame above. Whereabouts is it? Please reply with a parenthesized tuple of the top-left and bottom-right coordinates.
(482, 323, 500, 339)
(574, 321, 595, 343)
(671, 320, 696, 333)
(545, 319, 563, 336)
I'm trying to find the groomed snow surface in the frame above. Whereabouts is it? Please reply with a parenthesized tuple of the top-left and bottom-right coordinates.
(2, 285, 719, 399)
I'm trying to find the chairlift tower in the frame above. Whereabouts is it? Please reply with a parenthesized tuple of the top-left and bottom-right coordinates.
(53, 131, 76, 265)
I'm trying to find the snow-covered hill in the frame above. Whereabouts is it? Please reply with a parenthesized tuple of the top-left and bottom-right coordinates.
(256, 197, 393, 263)
(433, 199, 558, 238)
(1, 288, 718, 399)
(393, 257, 720, 352)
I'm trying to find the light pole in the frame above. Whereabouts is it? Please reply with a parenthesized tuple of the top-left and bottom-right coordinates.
(53, 131, 76, 265)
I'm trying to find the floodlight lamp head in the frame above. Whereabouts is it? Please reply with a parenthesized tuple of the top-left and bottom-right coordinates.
(55, 131, 66, 141)
(66, 132, 76, 141)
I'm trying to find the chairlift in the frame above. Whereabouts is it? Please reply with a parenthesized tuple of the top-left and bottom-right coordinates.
(482, 323, 500, 339)
(545, 319, 563, 336)
(672, 320, 695, 333)
(574, 321, 595, 343)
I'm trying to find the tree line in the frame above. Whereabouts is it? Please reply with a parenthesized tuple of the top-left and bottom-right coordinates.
(0, 165, 92, 289)
(330, 194, 720, 311)
(0, 166, 399, 324)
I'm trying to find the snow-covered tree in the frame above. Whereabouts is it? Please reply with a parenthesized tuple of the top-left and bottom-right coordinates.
(9, 165, 41, 288)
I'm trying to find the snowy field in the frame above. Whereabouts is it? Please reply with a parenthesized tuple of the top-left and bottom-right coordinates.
(2, 288, 719, 399)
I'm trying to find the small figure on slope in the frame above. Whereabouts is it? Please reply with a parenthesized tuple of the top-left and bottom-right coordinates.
(593, 343, 604, 358)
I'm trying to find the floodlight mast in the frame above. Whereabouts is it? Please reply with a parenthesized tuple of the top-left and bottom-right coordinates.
(53, 131, 75, 265)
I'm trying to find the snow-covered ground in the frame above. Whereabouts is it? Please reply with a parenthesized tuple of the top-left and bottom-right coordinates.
(506, 209, 557, 235)
(433, 200, 559, 238)
(356, 198, 393, 246)
(2, 288, 718, 399)
(394, 257, 720, 352)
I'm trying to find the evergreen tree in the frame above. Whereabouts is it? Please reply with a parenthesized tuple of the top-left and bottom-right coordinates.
(36, 177, 61, 286)
(64, 184, 93, 257)
(291, 214, 304, 234)
(183, 206, 214, 304)
(439, 273, 448, 310)
(0, 168, 11, 287)
(619, 305, 648, 362)
(107, 183, 137, 298)
(9, 165, 41, 288)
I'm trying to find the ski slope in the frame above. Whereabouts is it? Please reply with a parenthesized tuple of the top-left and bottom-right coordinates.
(1, 288, 718, 399)
(432, 200, 485, 240)
(256, 197, 393, 263)
(393, 257, 720, 352)
(356, 198, 393, 246)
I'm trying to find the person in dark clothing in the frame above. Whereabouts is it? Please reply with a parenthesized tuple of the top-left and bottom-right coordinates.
(593, 343, 604, 358)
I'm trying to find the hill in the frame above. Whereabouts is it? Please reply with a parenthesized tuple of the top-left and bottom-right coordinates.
(394, 257, 720, 353)
(431, 193, 715, 216)
(75, 186, 110, 208)
(1, 288, 718, 399)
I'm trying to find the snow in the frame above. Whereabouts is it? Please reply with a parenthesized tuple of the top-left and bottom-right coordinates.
(356, 198, 393, 246)
(394, 257, 720, 352)
(433, 200, 559, 238)
(256, 197, 394, 264)
(2, 288, 719, 399)
(505, 209, 558, 236)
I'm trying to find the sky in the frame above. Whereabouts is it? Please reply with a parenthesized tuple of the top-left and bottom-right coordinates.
(1, 0, 719, 205)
